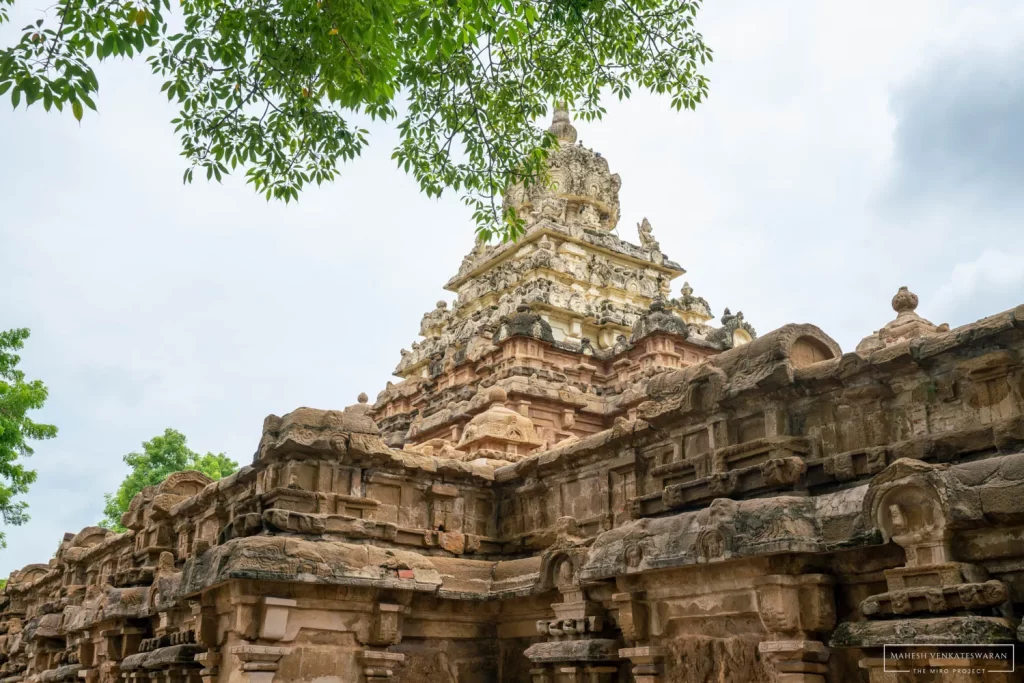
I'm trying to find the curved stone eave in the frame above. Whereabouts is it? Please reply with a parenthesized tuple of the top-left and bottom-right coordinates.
(578, 485, 877, 582)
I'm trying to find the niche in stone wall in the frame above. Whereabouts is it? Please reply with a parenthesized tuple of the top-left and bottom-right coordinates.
(966, 361, 1019, 424)
(790, 335, 836, 368)
(684, 428, 711, 459)
(642, 441, 676, 468)
(367, 476, 404, 525)
(560, 473, 604, 523)
(734, 413, 766, 444)
(465, 496, 493, 536)
(732, 328, 753, 347)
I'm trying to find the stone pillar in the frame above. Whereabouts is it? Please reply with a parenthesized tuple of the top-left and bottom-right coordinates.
(529, 667, 554, 683)
(618, 647, 664, 683)
(758, 640, 829, 683)
(227, 645, 290, 683)
(193, 652, 218, 683)
(529, 665, 618, 683)
(358, 651, 404, 682)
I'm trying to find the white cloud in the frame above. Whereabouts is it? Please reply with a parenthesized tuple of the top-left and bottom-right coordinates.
(931, 249, 1024, 325)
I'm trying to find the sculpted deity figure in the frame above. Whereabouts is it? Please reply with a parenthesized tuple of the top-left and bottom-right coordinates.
(637, 217, 660, 251)
(889, 503, 908, 534)
(579, 203, 601, 227)
(556, 558, 574, 589)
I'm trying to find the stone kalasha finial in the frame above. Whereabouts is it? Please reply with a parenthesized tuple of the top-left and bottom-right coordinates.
(681, 281, 693, 298)
(358, 392, 369, 404)
(548, 102, 578, 144)
(855, 285, 948, 354)
(892, 286, 918, 315)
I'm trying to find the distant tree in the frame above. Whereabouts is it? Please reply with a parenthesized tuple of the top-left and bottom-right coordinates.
(0, 0, 711, 241)
(101, 428, 237, 532)
(0, 328, 58, 549)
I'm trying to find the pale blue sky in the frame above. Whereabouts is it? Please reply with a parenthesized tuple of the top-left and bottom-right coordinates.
(2, 0, 1023, 574)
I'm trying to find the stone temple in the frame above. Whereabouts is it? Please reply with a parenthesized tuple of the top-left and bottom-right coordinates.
(2, 107, 1024, 683)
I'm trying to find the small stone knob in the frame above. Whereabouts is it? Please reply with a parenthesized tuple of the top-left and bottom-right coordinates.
(892, 286, 918, 314)
(357, 392, 368, 404)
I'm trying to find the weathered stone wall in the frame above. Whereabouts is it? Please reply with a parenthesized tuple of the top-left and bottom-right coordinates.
(3, 303, 1024, 683)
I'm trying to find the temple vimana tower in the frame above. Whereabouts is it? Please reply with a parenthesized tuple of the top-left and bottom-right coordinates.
(3, 107, 1024, 683)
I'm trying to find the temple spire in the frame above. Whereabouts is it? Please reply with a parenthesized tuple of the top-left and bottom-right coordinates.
(548, 101, 578, 143)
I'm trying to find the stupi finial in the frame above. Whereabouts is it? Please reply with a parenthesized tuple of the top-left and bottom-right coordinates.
(548, 101, 578, 144)
(891, 286, 919, 315)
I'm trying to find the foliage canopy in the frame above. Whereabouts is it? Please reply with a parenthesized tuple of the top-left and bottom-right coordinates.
(0, 328, 57, 549)
(0, 0, 711, 240)
(101, 428, 238, 531)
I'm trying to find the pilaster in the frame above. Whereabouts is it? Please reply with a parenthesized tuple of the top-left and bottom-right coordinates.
(227, 645, 290, 683)
(358, 651, 405, 682)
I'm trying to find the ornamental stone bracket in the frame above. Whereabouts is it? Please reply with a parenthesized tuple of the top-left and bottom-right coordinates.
(229, 596, 297, 644)
(755, 575, 836, 683)
(257, 598, 297, 642)
(610, 592, 648, 644)
(613, 591, 663, 683)
(754, 575, 836, 639)
(368, 603, 408, 646)
(227, 645, 290, 683)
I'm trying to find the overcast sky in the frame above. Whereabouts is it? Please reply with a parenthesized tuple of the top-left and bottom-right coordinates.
(2, 0, 1023, 574)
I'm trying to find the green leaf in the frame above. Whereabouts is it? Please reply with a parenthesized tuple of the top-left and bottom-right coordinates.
(0, 328, 57, 547)
(1, 0, 713, 241)
(98, 428, 237, 530)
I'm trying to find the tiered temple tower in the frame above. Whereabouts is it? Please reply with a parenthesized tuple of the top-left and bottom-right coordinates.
(374, 106, 755, 466)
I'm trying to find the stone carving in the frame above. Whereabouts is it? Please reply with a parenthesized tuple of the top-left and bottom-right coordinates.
(629, 299, 689, 344)
(695, 529, 728, 562)
(637, 218, 660, 251)
(623, 541, 643, 569)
